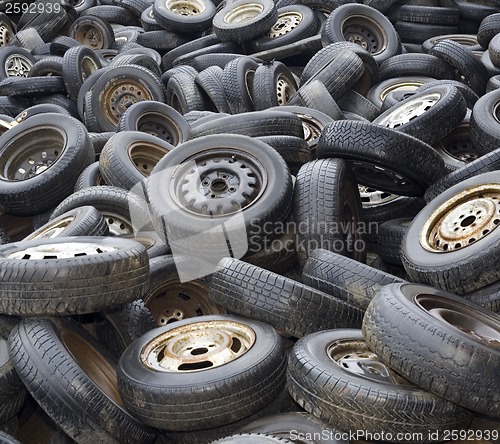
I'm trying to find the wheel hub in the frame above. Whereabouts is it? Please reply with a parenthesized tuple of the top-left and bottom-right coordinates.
(176, 153, 265, 216)
(420, 184, 500, 252)
(166, 0, 205, 16)
(103, 212, 133, 236)
(141, 320, 256, 372)
(224, 3, 264, 24)
(358, 185, 398, 207)
(5, 54, 32, 77)
(77, 25, 104, 49)
(266, 11, 302, 38)
(341, 15, 387, 55)
(376, 92, 441, 128)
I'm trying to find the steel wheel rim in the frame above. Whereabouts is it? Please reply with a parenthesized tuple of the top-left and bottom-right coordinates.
(60, 327, 124, 406)
(101, 78, 153, 127)
(341, 14, 387, 55)
(352, 161, 416, 194)
(141, 320, 256, 372)
(102, 212, 133, 235)
(376, 92, 441, 128)
(358, 185, 398, 207)
(0, 126, 66, 181)
(81, 55, 100, 81)
(379, 80, 427, 102)
(26, 215, 76, 240)
(414, 294, 500, 347)
(434, 123, 477, 164)
(224, 3, 264, 24)
(266, 11, 302, 38)
(0, 25, 13, 47)
(7, 241, 117, 259)
(166, 0, 206, 15)
(137, 112, 179, 144)
(171, 148, 268, 217)
(276, 74, 296, 105)
(146, 279, 224, 326)
(328, 339, 411, 385)
(5, 54, 32, 77)
(128, 141, 167, 177)
(75, 25, 105, 49)
(420, 184, 500, 252)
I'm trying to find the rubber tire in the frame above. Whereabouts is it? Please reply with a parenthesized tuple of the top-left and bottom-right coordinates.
(302, 248, 406, 311)
(377, 217, 412, 267)
(117, 314, 286, 430)
(362, 282, 500, 418)
(208, 257, 364, 337)
(251, 61, 298, 110)
(8, 317, 156, 443)
(470, 89, 500, 156)
(0, 113, 94, 216)
(317, 120, 447, 196)
(74, 162, 106, 191)
(153, 0, 216, 33)
(401, 171, 500, 294)
(288, 328, 473, 441)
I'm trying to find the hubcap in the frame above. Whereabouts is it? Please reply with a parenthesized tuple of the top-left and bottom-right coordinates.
(341, 14, 387, 55)
(101, 79, 153, 127)
(141, 320, 255, 372)
(328, 339, 411, 385)
(420, 184, 500, 252)
(376, 92, 441, 128)
(173, 150, 267, 216)
(266, 11, 302, 38)
(415, 294, 500, 347)
(5, 54, 32, 77)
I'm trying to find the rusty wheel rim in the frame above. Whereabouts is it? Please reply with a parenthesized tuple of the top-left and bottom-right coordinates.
(420, 184, 500, 252)
(75, 24, 105, 50)
(141, 320, 256, 372)
(166, 0, 206, 15)
(341, 14, 387, 56)
(128, 141, 168, 177)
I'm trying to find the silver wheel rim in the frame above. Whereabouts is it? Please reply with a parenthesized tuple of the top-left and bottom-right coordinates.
(276, 74, 295, 105)
(379, 80, 427, 102)
(358, 185, 399, 207)
(103, 212, 133, 236)
(420, 184, 500, 252)
(26, 215, 76, 240)
(141, 320, 255, 372)
(376, 92, 441, 128)
(166, 0, 206, 15)
(5, 54, 32, 77)
(7, 242, 117, 259)
(0, 25, 13, 47)
(266, 11, 302, 38)
(224, 3, 264, 24)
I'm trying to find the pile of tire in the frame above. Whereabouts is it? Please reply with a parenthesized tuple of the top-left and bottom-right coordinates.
(0, 0, 498, 443)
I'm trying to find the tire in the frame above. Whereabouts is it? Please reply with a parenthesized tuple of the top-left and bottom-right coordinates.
(145, 255, 224, 327)
(153, 0, 216, 33)
(416, 78, 479, 109)
(288, 328, 473, 441)
(373, 84, 467, 145)
(0, 113, 94, 216)
(222, 56, 259, 114)
(367, 76, 436, 108)
(239, 412, 343, 443)
(293, 159, 366, 264)
(29, 56, 64, 77)
(428, 39, 489, 96)
(470, 89, 500, 156)
(213, 0, 278, 42)
(62, 45, 102, 102)
(0, 236, 149, 315)
(489, 33, 500, 68)
(0, 47, 35, 80)
(81, 5, 137, 26)
(378, 53, 454, 81)
(99, 131, 174, 191)
(209, 257, 364, 337)
(421, 33, 482, 54)
(74, 161, 106, 191)
(24, 206, 109, 240)
(117, 314, 287, 430)
(91, 65, 165, 131)
(394, 21, 458, 45)
(402, 171, 500, 294)
(0, 431, 20, 444)
(0, 339, 26, 425)
(194, 66, 231, 114)
(69, 16, 116, 50)
(317, 120, 447, 196)
(161, 34, 220, 71)
(292, 79, 344, 120)
(89, 132, 115, 156)
(0, 76, 66, 97)
(246, 5, 319, 53)
(166, 71, 205, 115)
(321, 3, 402, 64)
(189, 110, 304, 139)
(94, 299, 156, 361)
(147, 134, 293, 262)
(477, 12, 500, 48)
(362, 282, 500, 418)
(399, 5, 459, 25)
(251, 61, 298, 110)
(337, 89, 380, 121)
(8, 317, 156, 443)
(377, 217, 412, 267)
(302, 248, 406, 310)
